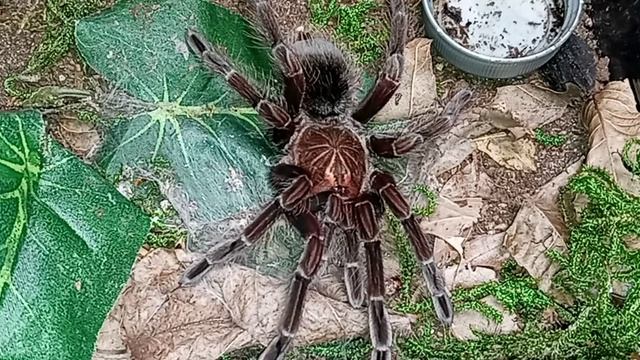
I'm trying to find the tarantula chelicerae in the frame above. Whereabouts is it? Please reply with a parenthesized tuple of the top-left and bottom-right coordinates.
(181, 0, 471, 359)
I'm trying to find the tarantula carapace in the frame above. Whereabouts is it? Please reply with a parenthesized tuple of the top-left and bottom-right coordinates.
(180, 0, 471, 359)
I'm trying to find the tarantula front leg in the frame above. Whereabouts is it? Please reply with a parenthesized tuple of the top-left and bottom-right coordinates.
(354, 193, 394, 360)
(252, 0, 305, 114)
(368, 89, 473, 158)
(186, 29, 294, 131)
(352, 0, 407, 124)
(179, 165, 313, 285)
(370, 171, 453, 325)
(259, 211, 325, 360)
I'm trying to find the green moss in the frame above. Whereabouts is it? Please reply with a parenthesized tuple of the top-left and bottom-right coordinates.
(397, 167, 640, 359)
(535, 128, 568, 147)
(293, 338, 371, 359)
(309, 0, 388, 66)
(622, 138, 640, 176)
(412, 184, 438, 217)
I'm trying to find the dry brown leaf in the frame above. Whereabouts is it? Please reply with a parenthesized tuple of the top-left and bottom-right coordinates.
(94, 249, 414, 360)
(421, 195, 482, 261)
(451, 296, 520, 340)
(583, 80, 640, 196)
(422, 196, 482, 240)
(440, 156, 495, 200)
(480, 83, 580, 137)
(463, 232, 510, 270)
(476, 134, 537, 172)
(444, 264, 498, 290)
(54, 117, 102, 159)
(504, 160, 582, 299)
(376, 38, 436, 121)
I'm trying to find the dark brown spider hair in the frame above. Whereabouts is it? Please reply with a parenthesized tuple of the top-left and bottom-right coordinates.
(180, 1, 471, 359)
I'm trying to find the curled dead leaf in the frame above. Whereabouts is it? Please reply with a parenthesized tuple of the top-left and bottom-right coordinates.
(376, 38, 437, 121)
(480, 83, 580, 138)
(440, 156, 495, 200)
(583, 80, 640, 195)
(421, 195, 482, 261)
(504, 160, 582, 302)
(444, 264, 497, 290)
(476, 133, 537, 172)
(94, 249, 414, 360)
(463, 232, 509, 270)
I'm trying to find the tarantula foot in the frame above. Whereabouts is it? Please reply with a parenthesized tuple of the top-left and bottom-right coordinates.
(370, 349, 391, 360)
(179, 258, 211, 286)
(259, 335, 292, 360)
(433, 292, 454, 326)
(185, 28, 209, 55)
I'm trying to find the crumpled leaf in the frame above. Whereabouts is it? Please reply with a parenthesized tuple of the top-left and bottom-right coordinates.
(94, 249, 414, 360)
(0, 110, 149, 360)
(476, 134, 537, 172)
(421, 195, 482, 260)
(451, 296, 520, 340)
(407, 107, 490, 190)
(583, 80, 640, 196)
(463, 232, 510, 270)
(444, 264, 498, 290)
(440, 156, 495, 200)
(376, 38, 437, 121)
(480, 83, 580, 138)
(504, 160, 582, 298)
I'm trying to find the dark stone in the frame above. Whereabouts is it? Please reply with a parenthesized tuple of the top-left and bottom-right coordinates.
(538, 34, 597, 94)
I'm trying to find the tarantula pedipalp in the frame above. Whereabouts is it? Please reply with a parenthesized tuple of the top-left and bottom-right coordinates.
(180, 1, 471, 359)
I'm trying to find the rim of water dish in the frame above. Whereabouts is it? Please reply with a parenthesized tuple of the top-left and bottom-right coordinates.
(422, 0, 584, 64)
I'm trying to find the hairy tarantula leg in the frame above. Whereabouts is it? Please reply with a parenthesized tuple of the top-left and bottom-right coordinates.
(259, 212, 325, 360)
(344, 229, 365, 308)
(352, 0, 407, 124)
(252, 0, 305, 114)
(186, 29, 294, 130)
(368, 133, 424, 158)
(354, 193, 393, 360)
(367, 88, 472, 158)
(180, 169, 311, 285)
(370, 171, 453, 325)
(179, 199, 282, 285)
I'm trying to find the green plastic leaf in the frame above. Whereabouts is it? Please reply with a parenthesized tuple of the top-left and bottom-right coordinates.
(75, 0, 279, 222)
(0, 110, 149, 360)
(74, 0, 306, 276)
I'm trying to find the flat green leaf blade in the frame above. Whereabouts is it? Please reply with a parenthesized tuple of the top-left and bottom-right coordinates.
(0, 110, 149, 360)
(75, 0, 282, 226)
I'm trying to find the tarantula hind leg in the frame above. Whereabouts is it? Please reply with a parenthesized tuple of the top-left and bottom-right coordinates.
(259, 211, 325, 360)
(370, 171, 453, 325)
(179, 166, 313, 285)
(353, 193, 394, 360)
(185, 29, 295, 131)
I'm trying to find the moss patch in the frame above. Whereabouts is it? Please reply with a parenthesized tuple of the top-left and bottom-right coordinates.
(535, 128, 568, 147)
(309, 0, 388, 66)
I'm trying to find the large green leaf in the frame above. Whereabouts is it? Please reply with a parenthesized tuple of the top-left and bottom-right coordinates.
(75, 0, 280, 223)
(0, 110, 149, 360)
(74, 0, 312, 277)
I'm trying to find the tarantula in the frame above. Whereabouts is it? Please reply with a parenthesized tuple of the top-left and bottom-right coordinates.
(180, 0, 471, 359)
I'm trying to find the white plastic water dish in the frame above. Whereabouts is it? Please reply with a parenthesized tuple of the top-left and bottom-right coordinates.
(434, 0, 564, 58)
